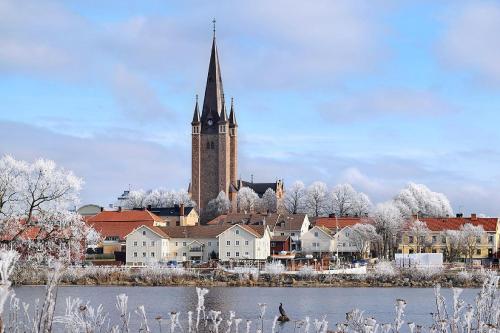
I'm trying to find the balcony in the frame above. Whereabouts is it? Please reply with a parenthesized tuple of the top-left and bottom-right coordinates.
(189, 247, 202, 253)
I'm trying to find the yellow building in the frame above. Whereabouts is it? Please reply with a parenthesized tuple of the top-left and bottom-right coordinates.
(399, 214, 499, 262)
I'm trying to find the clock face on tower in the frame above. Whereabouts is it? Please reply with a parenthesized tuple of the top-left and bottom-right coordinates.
(207, 119, 213, 126)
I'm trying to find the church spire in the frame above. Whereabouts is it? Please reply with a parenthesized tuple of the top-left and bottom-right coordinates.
(219, 94, 228, 123)
(191, 94, 201, 125)
(201, 19, 225, 128)
(229, 97, 237, 127)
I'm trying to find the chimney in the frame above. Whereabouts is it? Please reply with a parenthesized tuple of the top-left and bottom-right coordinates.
(118, 206, 122, 212)
(100, 207, 104, 212)
(180, 203, 185, 216)
(471, 213, 477, 220)
(411, 214, 418, 220)
(329, 213, 336, 218)
(456, 213, 463, 218)
(147, 205, 152, 211)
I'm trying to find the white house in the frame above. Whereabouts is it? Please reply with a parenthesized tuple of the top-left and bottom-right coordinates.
(217, 224, 271, 261)
(270, 214, 310, 250)
(301, 226, 336, 256)
(333, 226, 362, 257)
(125, 225, 170, 266)
(125, 225, 230, 265)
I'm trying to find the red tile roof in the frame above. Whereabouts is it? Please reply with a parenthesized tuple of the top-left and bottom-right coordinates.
(86, 210, 163, 241)
(315, 217, 373, 229)
(90, 221, 156, 241)
(414, 217, 498, 232)
(87, 210, 163, 223)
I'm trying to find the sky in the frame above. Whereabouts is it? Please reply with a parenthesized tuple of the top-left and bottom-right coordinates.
(1, 0, 500, 215)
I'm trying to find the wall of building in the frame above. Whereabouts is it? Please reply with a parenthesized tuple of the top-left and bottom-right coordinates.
(125, 227, 167, 266)
(301, 227, 335, 254)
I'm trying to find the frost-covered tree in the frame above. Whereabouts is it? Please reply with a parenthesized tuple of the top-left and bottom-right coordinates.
(393, 183, 452, 218)
(0, 155, 98, 263)
(283, 181, 306, 214)
(261, 188, 277, 213)
(144, 188, 175, 208)
(237, 187, 259, 213)
(122, 190, 147, 209)
(123, 188, 195, 209)
(408, 220, 430, 253)
(305, 182, 328, 217)
(205, 191, 231, 220)
(373, 201, 404, 259)
(351, 192, 373, 217)
(328, 184, 372, 217)
(461, 223, 485, 263)
(349, 223, 379, 258)
(442, 230, 466, 262)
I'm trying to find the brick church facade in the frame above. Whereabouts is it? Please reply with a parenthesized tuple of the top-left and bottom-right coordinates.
(189, 29, 283, 211)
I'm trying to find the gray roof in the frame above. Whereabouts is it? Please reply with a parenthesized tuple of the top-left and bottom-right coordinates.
(149, 206, 194, 217)
(240, 181, 277, 197)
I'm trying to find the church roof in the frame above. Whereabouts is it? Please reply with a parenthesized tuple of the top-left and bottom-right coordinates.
(201, 34, 225, 132)
(191, 95, 201, 125)
(229, 97, 237, 127)
(240, 181, 278, 197)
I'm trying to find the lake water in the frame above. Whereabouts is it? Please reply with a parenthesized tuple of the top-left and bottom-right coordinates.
(12, 286, 479, 332)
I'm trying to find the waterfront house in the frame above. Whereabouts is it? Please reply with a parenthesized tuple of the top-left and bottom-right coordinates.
(208, 213, 310, 250)
(217, 224, 271, 261)
(86, 209, 165, 262)
(301, 226, 336, 257)
(399, 214, 499, 262)
(125, 224, 230, 265)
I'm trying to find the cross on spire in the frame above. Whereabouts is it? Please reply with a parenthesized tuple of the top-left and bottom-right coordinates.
(212, 18, 216, 38)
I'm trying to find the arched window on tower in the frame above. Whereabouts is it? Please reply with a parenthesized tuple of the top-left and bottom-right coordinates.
(210, 142, 215, 149)
(206, 142, 210, 149)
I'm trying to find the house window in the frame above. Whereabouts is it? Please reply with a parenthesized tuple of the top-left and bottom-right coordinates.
(227, 241, 231, 245)
(314, 232, 319, 237)
(476, 237, 481, 244)
(206, 142, 210, 149)
(432, 236, 437, 244)
(175, 242, 178, 246)
(210, 142, 214, 149)
(208, 241, 212, 246)
(133, 241, 137, 246)
(271, 242, 276, 247)
(183, 242, 187, 246)
(245, 240, 249, 245)
(245, 252, 249, 256)
(142, 230, 146, 236)
(151, 241, 155, 246)
(151, 252, 155, 257)
(176, 221, 180, 226)
(236, 241, 240, 245)
(281, 232, 285, 236)
(236, 252, 240, 257)
(142, 241, 146, 246)
(476, 249, 481, 255)
(235, 229, 239, 235)
(432, 249, 437, 253)
(182, 252, 187, 257)
(134, 252, 137, 257)
(488, 235, 494, 244)
(408, 236, 414, 244)
(291, 232, 295, 236)
(142, 252, 146, 257)
(441, 236, 446, 244)
(227, 252, 231, 257)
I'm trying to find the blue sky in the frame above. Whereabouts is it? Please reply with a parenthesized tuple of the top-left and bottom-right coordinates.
(1, 0, 500, 215)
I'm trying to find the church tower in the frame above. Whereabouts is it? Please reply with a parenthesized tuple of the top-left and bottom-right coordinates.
(191, 24, 238, 210)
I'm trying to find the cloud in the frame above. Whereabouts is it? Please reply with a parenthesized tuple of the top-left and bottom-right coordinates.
(320, 88, 457, 122)
(111, 65, 173, 121)
(0, 120, 189, 206)
(439, 2, 500, 86)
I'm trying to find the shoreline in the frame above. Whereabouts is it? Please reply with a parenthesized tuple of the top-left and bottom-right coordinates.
(12, 272, 491, 288)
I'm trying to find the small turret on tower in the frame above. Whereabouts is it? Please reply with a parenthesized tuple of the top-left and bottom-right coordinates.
(229, 97, 237, 128)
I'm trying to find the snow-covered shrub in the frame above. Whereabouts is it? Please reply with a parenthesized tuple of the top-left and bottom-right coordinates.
(263, 261, 285, 276)
(296, 265, 317, 278)
(372, 261, 397, 279)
